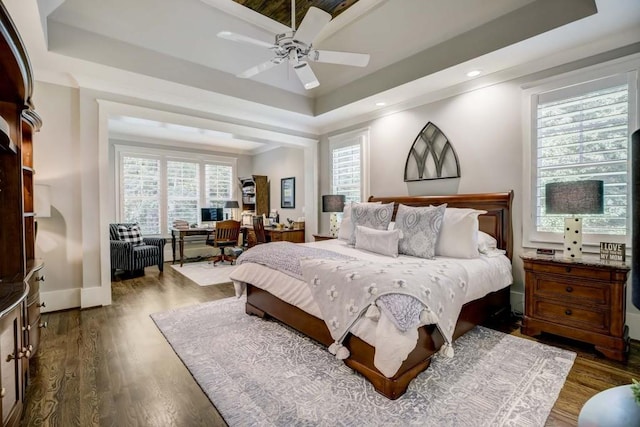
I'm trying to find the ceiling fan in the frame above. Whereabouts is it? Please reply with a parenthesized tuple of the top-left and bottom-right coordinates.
(217, 1, 370, 90)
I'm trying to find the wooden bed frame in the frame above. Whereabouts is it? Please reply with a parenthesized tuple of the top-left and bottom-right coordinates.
(245, 191, 514, 399)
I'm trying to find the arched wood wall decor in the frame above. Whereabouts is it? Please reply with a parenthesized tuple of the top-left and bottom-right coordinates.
(404, 122, 461, 182)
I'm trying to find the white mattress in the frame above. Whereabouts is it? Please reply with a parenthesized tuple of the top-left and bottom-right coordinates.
(229, 239, 512, 347)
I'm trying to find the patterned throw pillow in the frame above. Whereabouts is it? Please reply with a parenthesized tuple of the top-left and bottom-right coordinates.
(348, 202, 394, 246)
(395, 204, 446, 259)
(338, 201, 381, 241)
(117, 224, 144, 246)
(355, 225, 401, 257)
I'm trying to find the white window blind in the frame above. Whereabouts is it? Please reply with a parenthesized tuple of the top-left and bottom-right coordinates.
(117, 146, 237, 235)
(535, 74, 630, 237)
(167, 160, 199, 231)
(205, 164, 233, 208)
(330, 129, 369, 205)
(121, 156, 161, 235)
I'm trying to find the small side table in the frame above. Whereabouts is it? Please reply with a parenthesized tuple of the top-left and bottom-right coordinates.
(313, 234, 336, 242)
(578, 385, 640, 426)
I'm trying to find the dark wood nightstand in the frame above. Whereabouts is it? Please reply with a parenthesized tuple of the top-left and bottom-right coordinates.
(312, 234, 336, 242)
(521, 253, 631, 361)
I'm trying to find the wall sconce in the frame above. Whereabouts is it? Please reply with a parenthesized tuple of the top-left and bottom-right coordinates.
(545, 180, 604, 259)
(322, 194, 345, 237)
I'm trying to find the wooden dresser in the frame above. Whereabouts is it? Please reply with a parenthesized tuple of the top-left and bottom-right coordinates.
(521, 253, 630, 361)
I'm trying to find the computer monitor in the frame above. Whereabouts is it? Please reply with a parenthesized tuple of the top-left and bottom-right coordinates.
(201, 207, 223, 223)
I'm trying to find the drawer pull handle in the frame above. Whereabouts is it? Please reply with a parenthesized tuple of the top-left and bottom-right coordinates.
(35, 275, 45, 282)
(565, 267, 571, 273)
(565, 309, 572, 316)
(37, 301, 46, 308)
(566, 286, 573, 293)
(39, 321, 48, 329)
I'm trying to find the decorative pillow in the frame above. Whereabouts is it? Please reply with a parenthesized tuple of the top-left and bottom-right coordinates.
(348, 202, 394, 246)
(117, 224, 144, 246)
(435, 208, 487, 259)
(395, 204, 446, 259)
(478, 231, 498, 254)
(355, 226, 401, 257)
(337, 201, 380, 241)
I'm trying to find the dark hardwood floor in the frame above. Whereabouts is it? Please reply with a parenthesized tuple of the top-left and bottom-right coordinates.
(21, 264, 640, 426)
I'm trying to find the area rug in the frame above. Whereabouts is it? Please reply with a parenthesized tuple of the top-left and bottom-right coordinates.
(169, 261, 237, 286)
(151, 297, 576, 426)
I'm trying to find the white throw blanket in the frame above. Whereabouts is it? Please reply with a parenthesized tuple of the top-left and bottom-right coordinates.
(300, 258, 468, 376)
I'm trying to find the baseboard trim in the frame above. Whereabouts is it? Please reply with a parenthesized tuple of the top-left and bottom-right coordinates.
(40, 288, 81, 313)
(81, 285, 111, 308)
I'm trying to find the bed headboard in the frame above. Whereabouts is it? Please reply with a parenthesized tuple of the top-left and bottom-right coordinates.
(368, 191, 514, 260)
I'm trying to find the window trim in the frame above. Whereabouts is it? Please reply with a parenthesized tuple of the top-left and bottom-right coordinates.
(328, 127, 370, 202)
(522, 59, 639, 251)
(114, 145, 237, 236)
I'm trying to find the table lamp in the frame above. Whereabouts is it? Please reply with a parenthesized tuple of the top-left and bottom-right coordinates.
(224, 200, 240, 220)
(545, 180, 604, 259)
(322, 195, 345, 237)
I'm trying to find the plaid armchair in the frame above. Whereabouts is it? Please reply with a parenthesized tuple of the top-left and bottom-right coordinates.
(110, 223, 166, 276)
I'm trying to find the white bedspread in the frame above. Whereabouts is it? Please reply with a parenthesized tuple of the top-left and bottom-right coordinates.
(230, 239, 512, 377)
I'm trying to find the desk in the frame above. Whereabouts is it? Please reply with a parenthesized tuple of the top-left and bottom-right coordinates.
(171, 228, 213, 267)
(242, 226, 305, 247)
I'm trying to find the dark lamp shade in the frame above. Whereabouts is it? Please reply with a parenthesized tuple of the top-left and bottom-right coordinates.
(224, 200, 240, 209)
(545, 180, 604, 215)
(322, 195, 345, 213)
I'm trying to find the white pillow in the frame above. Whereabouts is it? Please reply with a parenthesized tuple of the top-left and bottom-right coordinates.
(435, 208, 487, 259)
(478, 231, 498, 254)
(355, 226, 401, 257)
(337, 201, 381, 241)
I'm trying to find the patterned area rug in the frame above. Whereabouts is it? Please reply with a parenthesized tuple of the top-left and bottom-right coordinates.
(169, 261, 237, 286)
(151, 297, 575, 426)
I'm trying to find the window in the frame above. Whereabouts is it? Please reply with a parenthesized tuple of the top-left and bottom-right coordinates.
(121, 156, 160, 235)
(329, 128, 369, 204)
(116, 146, 237, 235)
(524, 67, 638, 248)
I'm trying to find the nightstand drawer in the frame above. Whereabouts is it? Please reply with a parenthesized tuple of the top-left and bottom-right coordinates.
(534, 278, 609, 305)
(527, 261, 612, 281)
(533, 299, 609, 333)
(270, 232, 283, 242)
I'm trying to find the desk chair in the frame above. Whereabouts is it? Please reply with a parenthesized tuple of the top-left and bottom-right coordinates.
(252, 216, 267, 245)
(205, 220, 243, 265)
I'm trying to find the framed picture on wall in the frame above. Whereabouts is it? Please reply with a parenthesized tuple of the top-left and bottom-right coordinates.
(281, 177, 295, 209)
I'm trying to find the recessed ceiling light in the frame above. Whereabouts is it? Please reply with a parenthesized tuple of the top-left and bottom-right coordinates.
(375, 101, 386, 107)
(466, 70, 482, 77)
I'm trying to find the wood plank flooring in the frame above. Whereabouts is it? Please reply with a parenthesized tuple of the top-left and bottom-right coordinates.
(21, 264, 640, 426)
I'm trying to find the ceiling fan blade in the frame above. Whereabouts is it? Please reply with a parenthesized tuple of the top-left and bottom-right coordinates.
(237, 58, 283, 78)
(217, 31, 275, 49)
(309, 49, 370, 67)
(293, 62, 319, 90)
(294, 7, 331, 45)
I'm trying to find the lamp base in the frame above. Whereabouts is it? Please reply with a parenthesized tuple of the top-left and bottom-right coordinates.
(329, 213, 339, 238)
(563, 217, 583, 259)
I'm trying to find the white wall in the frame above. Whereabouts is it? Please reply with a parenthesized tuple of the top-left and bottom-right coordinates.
(252, 147, 306, 229)
(33, 81, 83, 311)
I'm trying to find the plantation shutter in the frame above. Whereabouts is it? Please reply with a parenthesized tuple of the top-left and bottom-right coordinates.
(205, 163, 233, 208)
(167, 160, 199, 231)
(332, 143, 361, 203)
(121, 155, 161, 235)
(535, 74, 629, 236)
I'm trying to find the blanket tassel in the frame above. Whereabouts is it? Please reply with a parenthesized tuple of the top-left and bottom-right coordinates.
(328, 342, 350, 360)
(439, 342, 454, 358)
(419, 308, 439, 324)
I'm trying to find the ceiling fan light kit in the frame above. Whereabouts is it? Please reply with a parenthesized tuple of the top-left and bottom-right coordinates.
(217, 3, 370, 90)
